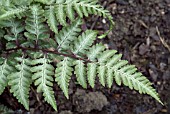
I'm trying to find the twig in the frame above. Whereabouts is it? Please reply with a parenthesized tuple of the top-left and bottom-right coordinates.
(156, 26, 170, 52)
(31, 87, 42, 110)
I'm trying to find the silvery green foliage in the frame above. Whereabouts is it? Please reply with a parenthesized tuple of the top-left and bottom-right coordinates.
(0, 0, 163, 111)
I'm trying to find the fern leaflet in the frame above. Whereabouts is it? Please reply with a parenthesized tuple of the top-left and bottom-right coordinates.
(31, 55, 57, 111)
(55, 57, 73, 99)
(8, 57, 32, 110)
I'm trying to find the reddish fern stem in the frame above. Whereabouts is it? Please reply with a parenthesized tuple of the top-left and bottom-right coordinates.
(5, 46, 92, 63)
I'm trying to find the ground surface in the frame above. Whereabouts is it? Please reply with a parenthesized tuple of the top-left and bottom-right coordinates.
(0, 0, 170, 114)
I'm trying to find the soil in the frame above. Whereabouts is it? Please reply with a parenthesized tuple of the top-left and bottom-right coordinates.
(0, 0, 170, 114)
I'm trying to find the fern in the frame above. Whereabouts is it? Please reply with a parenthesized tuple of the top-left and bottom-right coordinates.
(0, 0, 163, 112)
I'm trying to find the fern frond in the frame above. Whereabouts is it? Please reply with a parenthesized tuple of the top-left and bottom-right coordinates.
(85, 45, 162, 104)
(25, 5, 49, 47)
(0, 6, 28, 20)
(55, 0, 113, 26)
(45, 6, 58, 34)
(72, 30, 97, 55)
(114, 65, 163, 104)
(8, 57, 32, 110)
(0, 58, 13, 95)
(55, 57, 73, 99)
(74, 60, 87, 88)
(56, 18, 82, 51)
(31, 55, 57, 111)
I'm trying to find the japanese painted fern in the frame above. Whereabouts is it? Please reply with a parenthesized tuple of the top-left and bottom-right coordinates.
(0, 0, 162, 111)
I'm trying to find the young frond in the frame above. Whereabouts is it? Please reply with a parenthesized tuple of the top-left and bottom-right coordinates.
(55, 57, 73, 99)
(31, 55, 57, 111)
(8, 57, 32, 110)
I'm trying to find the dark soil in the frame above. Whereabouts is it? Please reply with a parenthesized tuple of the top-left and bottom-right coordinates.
(0, 0, 170, 114)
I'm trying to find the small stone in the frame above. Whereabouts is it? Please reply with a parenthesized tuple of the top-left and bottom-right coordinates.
(73, 89, 109, 113)
(149, 69, 158, 82)
(139, 43, 149, 55)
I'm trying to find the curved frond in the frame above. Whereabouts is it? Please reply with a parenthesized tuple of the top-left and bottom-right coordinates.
(8, 57, 32, 110)
(55, 57, 73, 99)
(31, 55, 57, 111)
(85, 45, 163, 104)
